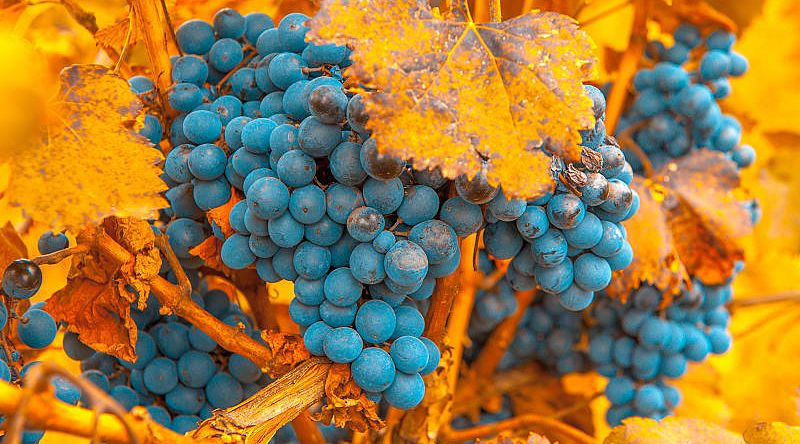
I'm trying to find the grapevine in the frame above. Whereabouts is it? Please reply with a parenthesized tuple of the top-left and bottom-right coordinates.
(0, 0, 793, 443)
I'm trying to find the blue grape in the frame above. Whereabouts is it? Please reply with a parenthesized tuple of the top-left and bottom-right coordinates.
(323, 327, 363, 363)
(349, 243, 386, 284)
(289, 184, 326, 224)
(229, 354, 261, 384)
(221, 234, 256, 269)
(143, 357, 179, 395)
(193, 177, 231, 210)
(373, 230, 396, 254)
(352, 347, 395, 392)
(305, 215, 345, 247)
(247, 177, 289, 219)
(293, 241, 331, 280)
(390, 336, 428, 374)
(397, 185, 439, 226)
(3, 259, 42, 299)
(205, 372, 244, 408)
(320, 301, 357, 327)
(354, 300, 396, 344)
(484, 221, 523, 259)
(172, 56, 209, 84)
(166, 384, 205, 415)
(209, 38, 244, 72)
(308, 84, 348, 124)
(363, 178, 404, 214)
(329, 141, 367, 186)
(213, 8, 245, 39)
(573, 253, 612, 292)
(183, 110, 222, 144)
(188, 144, 226, 180)
(277, 13, 310, 53)
(269, 52, 308, 89)
(360, 138, 405, 180)
(304, 321, 333, 355)
(177, 350, 216, 388)
(299, 116, 342, 158)
(176, 20, 215, 55)
(276, 150, 316, 187)
(384, 240, 428, 286)
(384, 371, 424, 409)
(439, 197, 483, 237)
(391, 305, 425, 339)
(409, 220, 457, 265)
(17, 309, 56, 349)
(324, 267, 363, 306)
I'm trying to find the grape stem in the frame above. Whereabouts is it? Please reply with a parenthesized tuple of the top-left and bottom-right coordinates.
(0, 362, 205, 444)
(93, 231, 275, 369)
(489, 0, 502, 22)
(129, 0, 175, 111)
(439, 413, 595, 444)
(618, 120, 654, 177)
(730, 291, 800, 308)
(451, 362, 548, 416)
(469, 289, 536, 381)
(31, 244, 90, 266)
(391, 237, 480, 442)
(242, 284, 323, 444)
(604, 0, 652, 134)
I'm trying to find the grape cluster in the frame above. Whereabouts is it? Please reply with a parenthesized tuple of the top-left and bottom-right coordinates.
(587, 279, 733, 424)
(478, 85, 637, 312)
(617, 24, 754, 173)
(138, 5, 641, 414)
(62, 274, 272, 435)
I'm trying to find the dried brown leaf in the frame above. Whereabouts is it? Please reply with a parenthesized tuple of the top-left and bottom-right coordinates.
(260, 331, 311, 377)
(95, 17, 139, 51)
(312, 363, 384, 432)
(190, 236, 232, 276)
(45, 217, 160, 362)
(508, 370, 594, 438)
(309, 0, 597, 199)
(603, 417, 742, 444)
(207, 192, 241, 238)
(659, 150, 751, 284)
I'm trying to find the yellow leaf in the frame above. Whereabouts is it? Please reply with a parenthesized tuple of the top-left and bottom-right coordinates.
(0, 222, 27, 271)
(309, 0, 597, 199)
(7, 64, 167, 229)
(744, 422, 800, 444)
(604, 417, 743, 444)
(729, 0, 800, 133)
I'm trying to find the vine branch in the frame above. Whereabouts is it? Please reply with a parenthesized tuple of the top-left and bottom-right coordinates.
(604, 0, 652, 134)
(0, 376, 207, 443)
(440, 413, 596, 444)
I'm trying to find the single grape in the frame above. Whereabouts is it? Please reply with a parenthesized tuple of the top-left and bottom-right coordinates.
(2, 259, 42, 299)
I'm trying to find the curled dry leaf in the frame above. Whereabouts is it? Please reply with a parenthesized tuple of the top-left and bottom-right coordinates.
(260, 331, 311, 378)
(190, 236, 233, 276)
(309, 0, 596, 199)
(207, 192, 241, 238)
(46, 217, 161, 362)
(95, 17, 139, 51)
(609, 150, 752, 298)
(604, 417, 742, 444)
(312, 363, 385, 432)
(7, 65, 167, 228)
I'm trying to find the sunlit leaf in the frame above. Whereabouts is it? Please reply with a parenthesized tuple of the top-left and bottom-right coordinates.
(609, 150, 752, 297)
(0, 222, 27, 272)
(603, 417, 742, 444)
(309, 0, 596, 198)
(606, 178, 688, 301)
(6, 64, 166, 229)
(744, 422, 800, 443)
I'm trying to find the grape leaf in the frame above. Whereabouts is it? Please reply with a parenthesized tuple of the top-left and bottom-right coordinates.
(606, 178, 688, 300)
(609, 150, 751, 297)
(6, 64, 166, 229)
(659, 150, 751, 284)
(744, 422, 800, 444)
(0, 222, 27, 272)
(46, 217, 161, 362)
(309, 0, 597, 199)
(313, 363, 384, 432)
(603, 417, 742, 444)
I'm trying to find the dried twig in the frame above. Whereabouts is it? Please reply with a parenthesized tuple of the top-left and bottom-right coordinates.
(440, 413, 596, 444)
(0, 364, 204, 444)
